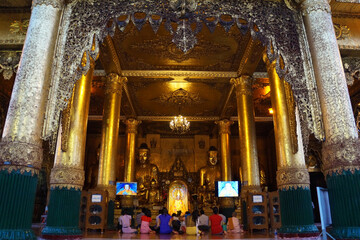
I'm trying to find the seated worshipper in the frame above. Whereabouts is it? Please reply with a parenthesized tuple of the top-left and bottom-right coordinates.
(185, 210, 199, 235)
(136, 208, 146, 229)
(219, 212, 227, 232)
(155, 209, 162, 233)
(209, 207, 226, 235)
(159, 208, 173, 234)
(119, 208, 137, 234)
(140, 209, 155, 234)
(227, 211, 244, 233)
(197, 209, 210, 234)
(171, 213, 183, 234)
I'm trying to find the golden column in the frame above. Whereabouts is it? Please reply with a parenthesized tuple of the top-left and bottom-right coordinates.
(124, 118, 141, 182)
(264, 53, 317, 235)
(216, 119, 234, 210)
(42, 54, 94, 237)
(230, 76, 261, 196)
(216, 119, 233, 181)
(97, 74, 127, 200)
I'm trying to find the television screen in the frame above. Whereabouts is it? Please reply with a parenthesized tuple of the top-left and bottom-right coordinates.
(252, 195, 263, 203)
(91, 194, 102, 203)
(116, 182, 137, 196)
(217, 181, 239, 197)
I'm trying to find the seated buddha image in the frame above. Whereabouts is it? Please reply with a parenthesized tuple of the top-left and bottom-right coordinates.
(198, 146, 221, 205)
(135, 143, 159, 205)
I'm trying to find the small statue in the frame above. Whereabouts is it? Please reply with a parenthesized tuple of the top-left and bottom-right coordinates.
(148, 180, 160, 204)
(198, 146, 221, 206)
(135, 143, 159, 205)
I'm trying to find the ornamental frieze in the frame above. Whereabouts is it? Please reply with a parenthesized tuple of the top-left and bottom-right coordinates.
(276, 167, 310, 190)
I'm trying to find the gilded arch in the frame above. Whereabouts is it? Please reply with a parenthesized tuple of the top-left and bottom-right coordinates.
(43, 0, 324, 147)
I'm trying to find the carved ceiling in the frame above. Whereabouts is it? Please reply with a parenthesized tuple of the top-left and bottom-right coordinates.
(90, 20, 274, 136)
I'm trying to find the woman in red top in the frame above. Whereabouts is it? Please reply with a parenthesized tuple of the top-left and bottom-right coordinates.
(209, 207, 226, 235)
(140, 209, 155, 234)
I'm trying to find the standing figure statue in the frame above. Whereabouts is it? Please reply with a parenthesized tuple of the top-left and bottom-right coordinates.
(135, 143, 159, 205)
(198, 146, 221, 206)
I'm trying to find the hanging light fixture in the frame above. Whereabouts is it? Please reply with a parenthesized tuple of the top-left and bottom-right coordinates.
(170, 115, 190, 134)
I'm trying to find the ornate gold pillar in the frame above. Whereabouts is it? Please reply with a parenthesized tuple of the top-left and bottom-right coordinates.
(124, 118, 141, 182)
(42, 55, 94, 238)
(216, 119, 233, 181)
(230, 76, 261, 196)
(216, 119, 234, 212)
(264, 53, 317, 236)
(97, 74, 127, 200)
(299, 0, 360, 237)
(0, 0, 63, 238)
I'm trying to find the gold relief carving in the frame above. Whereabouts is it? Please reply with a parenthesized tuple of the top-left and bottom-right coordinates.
(284, 82, 298, 154)
(105, 74, 127, 95)
(10, 20, 29, 35)
(334, 23, 350, 40)
(158, 88, 201, 106)
(0, 141, 42, 175)
(60, 93, 73, 152)
(32, 0, 64, 9)
(50, 166, 85, 190)
(230, 76, 253, 97)
(216, 119, 233, 135)
(299, 0, 331, 16)
(220, 197, 235, 208)
(322, 138, 360, 176)
(97, 184, 116, 200)
(124, 118, 141, 134)
(276, 167, 310, 190)
(0, 51, 21, 80)
(121, 70, 238, 78)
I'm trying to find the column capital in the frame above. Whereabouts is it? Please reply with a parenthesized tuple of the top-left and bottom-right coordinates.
(216, 119, 233, 135)
(50, 166, 85, 190)
(230, 76, 253, 96)
(322, 138, 360, 176)
(276, 166, 310, 190)
(32, 0, 64, 9)
(105, 74, 127, 95)
(124, 118, 142, 134)
(298, 0, 331, 16)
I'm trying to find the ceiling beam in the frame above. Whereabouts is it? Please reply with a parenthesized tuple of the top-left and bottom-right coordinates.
(88, 115, 273, 122)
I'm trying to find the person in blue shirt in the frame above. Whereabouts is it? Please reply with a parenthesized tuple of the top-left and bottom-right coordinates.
(159, 208, 173, 234)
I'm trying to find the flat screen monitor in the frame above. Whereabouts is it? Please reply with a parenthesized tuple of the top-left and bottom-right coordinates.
(116, 182, 137, 196)
(252, 195, 263, 203)
(217, 181, 239, 197)
(91, 194, 102, 203)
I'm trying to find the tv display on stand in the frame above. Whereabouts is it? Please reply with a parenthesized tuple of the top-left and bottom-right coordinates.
(91, 194, 102, 203)
(217, 181, 239, 197)
(116, 182, 137, 196)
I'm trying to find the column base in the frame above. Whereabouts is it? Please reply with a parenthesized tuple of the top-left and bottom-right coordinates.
(327, 170, 360, 240)
(330, 227, 360, 240)
(42, 187, 82, 238)
(279, 187, 318, 235)
(0, 229, 36, 240)
(0, 169, 38, 240)
(41, 226, 82, 239)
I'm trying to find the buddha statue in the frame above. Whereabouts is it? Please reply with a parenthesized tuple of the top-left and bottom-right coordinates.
(198, 146, 221, 206)
(148, 180, 160, 204)
(135, 143, 159, 205)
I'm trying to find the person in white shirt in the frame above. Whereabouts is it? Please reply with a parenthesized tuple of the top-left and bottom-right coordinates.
(197, 209, 210, 234)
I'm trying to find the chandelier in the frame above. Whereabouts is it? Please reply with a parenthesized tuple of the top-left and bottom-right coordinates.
(170, 115, 190, 134)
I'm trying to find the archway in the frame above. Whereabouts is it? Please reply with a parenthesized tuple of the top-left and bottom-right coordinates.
(167, 180, 189, 215)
